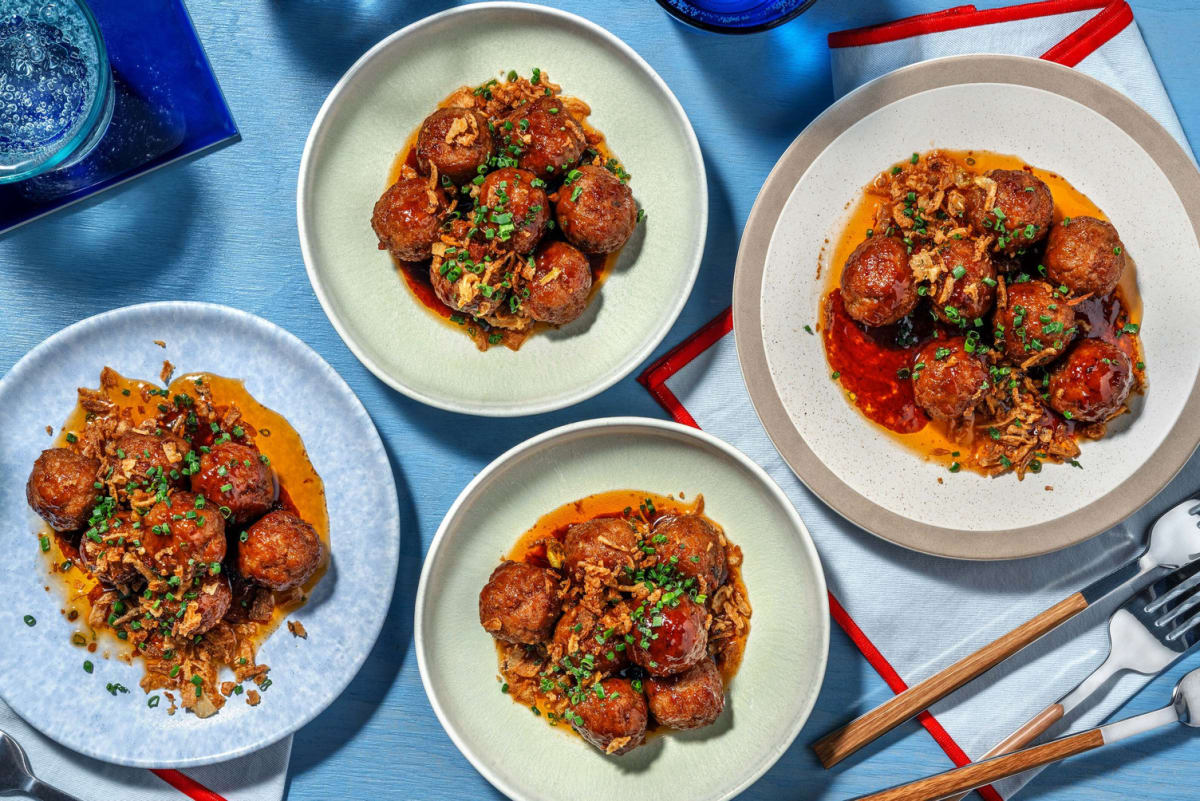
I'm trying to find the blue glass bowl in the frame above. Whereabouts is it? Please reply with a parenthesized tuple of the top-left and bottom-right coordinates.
(655, 0, 819, 33)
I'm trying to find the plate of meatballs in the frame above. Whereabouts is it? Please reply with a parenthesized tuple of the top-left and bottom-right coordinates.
(416, 418, 828, 801)
(0, 302, 400, 767)
(734, 55, 1200, 559)
(299, 3, 706, 416)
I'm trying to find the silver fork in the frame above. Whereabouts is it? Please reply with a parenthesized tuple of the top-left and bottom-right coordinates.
(851, 665, 1200, 801)
(0, 731, 84, 801)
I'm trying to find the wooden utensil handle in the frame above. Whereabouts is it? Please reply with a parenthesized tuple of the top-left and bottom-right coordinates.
(942, 703, 1066, 801)
(851, 728, 1105, 801)
(813, 592, 1087, 768)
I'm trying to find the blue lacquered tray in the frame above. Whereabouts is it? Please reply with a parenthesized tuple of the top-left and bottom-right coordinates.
(0, 0, 239, 235)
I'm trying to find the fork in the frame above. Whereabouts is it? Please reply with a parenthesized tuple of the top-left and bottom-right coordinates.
(850, 664, 1200, 801)
(814, 497, 1200, 768)
(0, 730, 84, 801)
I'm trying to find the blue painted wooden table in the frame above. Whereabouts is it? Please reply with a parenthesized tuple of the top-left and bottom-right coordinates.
(1, 1, 1198, 798)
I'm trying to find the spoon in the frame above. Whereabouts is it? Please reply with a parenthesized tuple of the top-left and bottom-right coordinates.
(0, 731, 84, 801)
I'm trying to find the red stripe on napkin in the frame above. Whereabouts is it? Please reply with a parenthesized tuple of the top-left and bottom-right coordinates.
(1040, 0, 1133, 65)
(152, 769, 229, 801)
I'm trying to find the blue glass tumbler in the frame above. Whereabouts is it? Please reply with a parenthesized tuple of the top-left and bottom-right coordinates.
(655, 0, 819, 33)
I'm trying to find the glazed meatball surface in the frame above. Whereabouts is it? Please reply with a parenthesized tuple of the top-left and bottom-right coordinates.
(912, 336, 989, 421)
(840, 236, 918, 327)
(371, 177, 447, 262)
(526, 240, 592, 325)
(415, 107, 494, 185)
(429, 219, 507, 315)
(113, 431, 191, 488)
(27, 448, 99, 532)
(1047, 339, 1133, 423)
(178, 574, 232, 637)
(238, 510, 323, 591)
(997, 280, 1076, 366)
(142, 491, 227, 570)
(78, 510, 139, 586)
(645, 657, 725, 730)
(570, 677, 648, 755)
(190, 441, 275, 526)
(476, 167, 549, 254)
(551, 604, 629, 676)
(478, 561, 562, 644)
(966, 169, 1054, 254)
(1044, 216, 1125, 298)
(505, 96, 588, 178)
(555, 166, 637, 255)
(563, 517, 638, 579)
(631, 594, 708, 677)
(650, 515, 727, 593)
(930, 237, 996, 326)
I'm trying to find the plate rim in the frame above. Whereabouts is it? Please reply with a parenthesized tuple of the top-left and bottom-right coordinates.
(413, 416, 830, 801)
(0, 300, 401, 768)
(732, 54, 1200, 560)
(296, 1, 708, 417)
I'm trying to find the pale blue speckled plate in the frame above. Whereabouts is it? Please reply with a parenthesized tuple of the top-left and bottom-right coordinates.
(0, 302, 400, 768)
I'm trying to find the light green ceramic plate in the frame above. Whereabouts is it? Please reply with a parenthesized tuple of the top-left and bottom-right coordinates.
(416, 418, 829, 801)
(298, 3, 706, 416)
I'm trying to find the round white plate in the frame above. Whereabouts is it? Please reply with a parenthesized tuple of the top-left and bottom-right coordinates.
(0, 302, 400, 768)
(298, 2, 706, 417)
(415, 418, 828, 801)
(734, 55, 1200, 559)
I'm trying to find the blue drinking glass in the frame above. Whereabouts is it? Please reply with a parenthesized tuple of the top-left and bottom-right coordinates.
(0, 0, 114, 183)
(655, 0, 819, 33)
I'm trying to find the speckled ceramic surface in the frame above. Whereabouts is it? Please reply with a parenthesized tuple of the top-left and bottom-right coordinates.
(297, 3, 706, 417)
(415, 418, 828, 801)
(734, 56, 1200, 559)
(0, 302, 400, 768)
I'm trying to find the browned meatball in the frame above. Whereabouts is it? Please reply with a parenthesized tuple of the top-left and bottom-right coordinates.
(371, 177, 447, 262)
(650, 515, 727, 594)
(840, 236, 918, 327)
(1044, 216, 1126, 298)
(141, 491, 226, 571)
(1047, 339, 1133, 422)
(178, 574, 232, 637)
(563, 517, 638, 579)
(929, 237, 996, 326)
(415, 107, 494, 185)
(239, 510, 323, 591)
(570, 677, 647, 755)
(526, 240, 592, 324)
(997, 280, 1076, 366)
(429, 219, 508, 316)
(190, 441, 275, 526)
(555, 166, 637, 255)
(478, 561, 562, 644)
(911, 336, 989, 421)
(645, 658, 725, 730)
(965, 169, 1054, 254)
(78, 510, 139, 586)
(551, 604, 628, 676)
(475, 167, 548, 254)
(26, 448, 99, 532)
(630, 594, 708, 677)
(505, 96, 588, 178)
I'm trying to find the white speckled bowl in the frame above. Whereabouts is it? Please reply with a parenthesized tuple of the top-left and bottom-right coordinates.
(298, 3, 706, 417)
(734, 55, 1200, 559)
(415, 418, 829, 801)
(0, 302, 400, 768)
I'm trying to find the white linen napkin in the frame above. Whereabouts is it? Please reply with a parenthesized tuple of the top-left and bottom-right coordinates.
(638, 4, 1198, 798)
(0, 699, 290, 801)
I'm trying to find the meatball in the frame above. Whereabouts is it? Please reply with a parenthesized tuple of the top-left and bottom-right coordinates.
(650, 515, 727, 593)
(563, 517, 639, 579)
(478, 561, 562, 644)
(190, 441, 275, 526)
(505, 96, 588, 178)
(526, 240, 592, 325)
(371, 177, 447, 262)
(476, 167, 548, 254)
(26, 448, 99, 532)
(966, 169, 1054, 254)
(1044, 216, 1126, 298)
(78, 510, 139, 586)
(840, 236, 918, 327)
(1047, 339, 1133, 423)
(415, 107, 494, 185)
(570, 678, 647, 755)
(555, 165, 637, 255)
(645, 658, 725, 730)
(551, 604, 628, 676)
(429, 219, 508, 316)
(238, 510, 323, 591)
(997, 280, 1076, 366)
(177, 574, 232, 637)
(911, 336, 989, 421)
(113, 431, 191, 489)
(630, 594, 708, 677)
(142, 491, 226, 570)
(929, 237, 996, 326)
